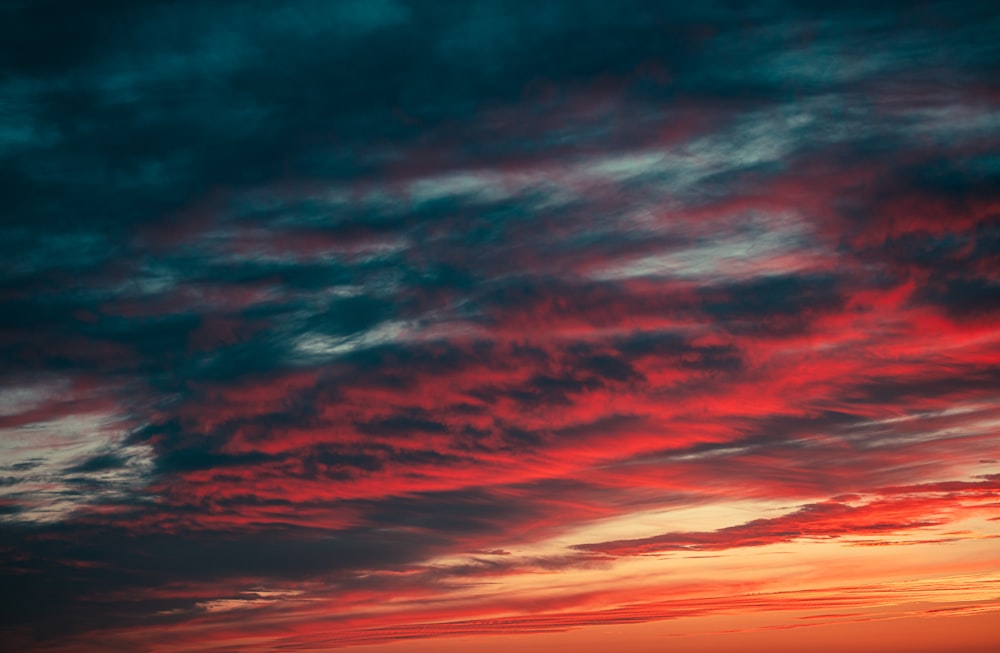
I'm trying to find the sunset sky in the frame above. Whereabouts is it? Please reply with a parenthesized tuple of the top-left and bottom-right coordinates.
(2, 1, 999, 652)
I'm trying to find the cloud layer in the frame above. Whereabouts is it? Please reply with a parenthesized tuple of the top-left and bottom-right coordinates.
(2, 1, 999, 651)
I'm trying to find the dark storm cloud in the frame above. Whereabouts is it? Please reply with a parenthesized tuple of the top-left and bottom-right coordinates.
(357, 413, 451, 437)
(64, 452, 126, 474)
(0, 520, 450, 639)
(922, 277, 1000, 318)
(2, 0, 995, 236)
(0, 0, 712, 235)
(842, 366, 1000, 407)
(701, 274, 845, 335)
(618, 332, 744, 371)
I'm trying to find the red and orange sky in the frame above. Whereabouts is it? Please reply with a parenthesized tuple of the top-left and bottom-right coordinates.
(2, 1, 999, 652)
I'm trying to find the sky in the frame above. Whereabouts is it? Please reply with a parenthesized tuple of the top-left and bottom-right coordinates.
(1, 1, 999, 651)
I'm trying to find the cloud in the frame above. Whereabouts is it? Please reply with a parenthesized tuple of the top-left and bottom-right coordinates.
(2, 1, 999, 651)
(574, 476, 1000, 556)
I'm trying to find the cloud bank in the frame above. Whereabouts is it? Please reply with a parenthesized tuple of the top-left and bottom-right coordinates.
(2, 1, 999, 651)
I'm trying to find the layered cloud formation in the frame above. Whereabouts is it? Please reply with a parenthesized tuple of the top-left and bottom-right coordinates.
(2, 1, 999, 652)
